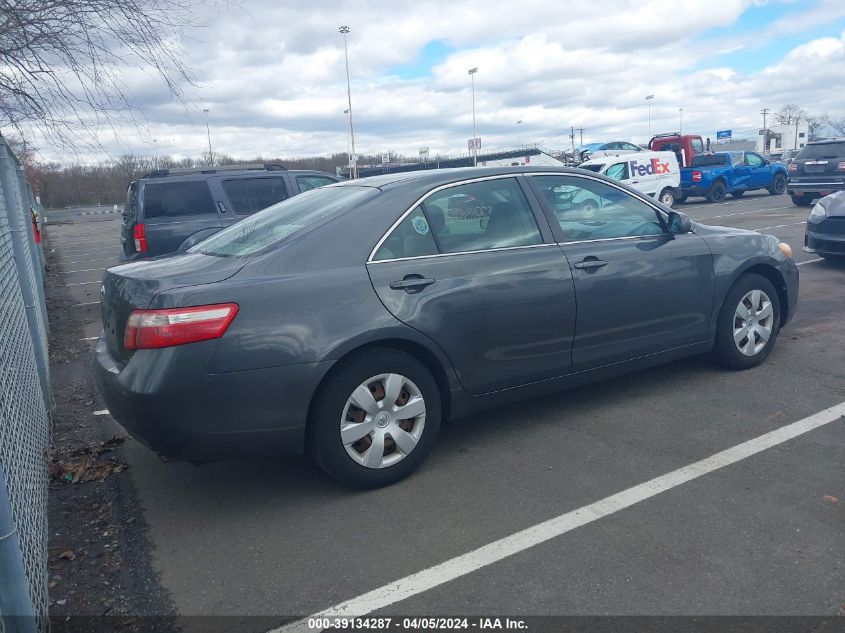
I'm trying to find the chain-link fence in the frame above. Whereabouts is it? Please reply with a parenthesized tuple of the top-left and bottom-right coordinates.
(0, 136, 52, 633)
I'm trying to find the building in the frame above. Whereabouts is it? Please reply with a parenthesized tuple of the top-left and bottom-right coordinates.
(757, 122, 810, 156)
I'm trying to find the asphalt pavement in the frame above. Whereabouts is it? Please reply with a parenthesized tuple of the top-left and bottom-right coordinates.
(44, 190, 845, 627)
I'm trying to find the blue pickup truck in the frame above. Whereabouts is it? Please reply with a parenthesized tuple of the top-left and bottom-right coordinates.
(679, 151, 788, 203)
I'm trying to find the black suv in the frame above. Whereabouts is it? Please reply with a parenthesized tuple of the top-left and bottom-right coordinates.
(787, 138, 845, 206)
(121, 164, 339, 260)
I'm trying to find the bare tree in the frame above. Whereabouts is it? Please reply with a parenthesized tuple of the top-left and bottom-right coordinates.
(0, 0, 203, 151)
(828, 117, 845, 136)
(805, 113, 829, 141)
(774, 104, 806, 126)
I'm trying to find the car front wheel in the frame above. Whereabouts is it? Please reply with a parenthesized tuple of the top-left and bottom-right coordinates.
(713, 273, 781, 370)
(658, 188, 675, 207)
(308, 348, 441, 488)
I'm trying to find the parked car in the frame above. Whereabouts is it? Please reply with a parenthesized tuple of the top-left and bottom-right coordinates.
(804, 190, 845, 259)
(775, 149, 801, 163)
(95, 166, 798, 488)
(121, 164, 339, 260)
(679, 151, 788, 203)
(649, 133, 706, 167)
(578, 141, 644, 162)
(578, 150, 681, 206)
(786, 138, 845, 206)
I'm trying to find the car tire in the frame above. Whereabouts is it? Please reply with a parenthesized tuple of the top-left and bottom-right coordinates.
(308, 348, 442, 488)
(769, 173, 786, 195)
(713, 273, 781, 370)
(790, 194, 813, 206)
(658, 188, 675, 207)
(706, 181, 727, 203)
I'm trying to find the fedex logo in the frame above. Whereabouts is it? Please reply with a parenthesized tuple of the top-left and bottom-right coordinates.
(629, 158, 671, 177)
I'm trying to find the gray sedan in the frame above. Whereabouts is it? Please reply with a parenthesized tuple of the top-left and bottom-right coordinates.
(805, 190, 845, 259)
(94, 167, 799, 488)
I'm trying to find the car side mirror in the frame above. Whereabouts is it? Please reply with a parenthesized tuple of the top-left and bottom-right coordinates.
(667, 211, 692, 234)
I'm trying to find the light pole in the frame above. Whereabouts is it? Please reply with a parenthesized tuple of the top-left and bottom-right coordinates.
(678, 108, 683, 135)
(339, 26, 358, 179)
(516, 120, 523, 146)
(645, 94, 654, 140)
(468, 67, 478, 166)
(202, 108, 213, 165)
(343, 109, 351, 167)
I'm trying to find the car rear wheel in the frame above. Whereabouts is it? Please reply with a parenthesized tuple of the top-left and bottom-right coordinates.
(790, 194, 813, 206)
(769, 173, 786, 195)
(706, 181, 727, 203)
(308, 348, 441, 488)
(713, 273, 781, 370)
(658, 188, 675, 207)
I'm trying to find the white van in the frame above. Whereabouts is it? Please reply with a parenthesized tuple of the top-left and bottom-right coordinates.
(578, 151, 681, 207)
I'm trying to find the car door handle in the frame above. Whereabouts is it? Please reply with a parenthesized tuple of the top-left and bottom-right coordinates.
(573, 259, 608, 270)
(390, 276, 436, 291)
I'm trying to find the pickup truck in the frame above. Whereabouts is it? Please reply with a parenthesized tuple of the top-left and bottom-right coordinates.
(679, 151, 788, 203)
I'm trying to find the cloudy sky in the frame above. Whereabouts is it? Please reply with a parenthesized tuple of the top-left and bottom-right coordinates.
(40, 0, 845, 163)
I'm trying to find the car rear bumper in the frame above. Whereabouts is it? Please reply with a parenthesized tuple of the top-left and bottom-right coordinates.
(787, 179, 845, 194)
(93, 336, 334, 460)
(804, 220, 845, 256)
(681, 184, 708, 197)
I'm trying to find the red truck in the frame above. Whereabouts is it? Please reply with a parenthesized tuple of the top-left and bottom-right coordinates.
(649, 133, 708, 168)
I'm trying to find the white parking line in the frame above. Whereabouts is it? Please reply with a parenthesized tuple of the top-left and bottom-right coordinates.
(753, 221, 806, 232)
(797, 258, 824, 266)
(60, 257, 119, 266)
(80, 336, 98, 341)
(271, 401, 845, 633)
(693, 204, 794, 221)
(72, 301, 100, 307)
(62, 267, 106, 274)
(93, 410, 110, 416)
(64, 280, 101, 287)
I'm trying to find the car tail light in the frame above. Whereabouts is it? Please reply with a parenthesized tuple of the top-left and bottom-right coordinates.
(124, 303, 239, 350)
(692, 171, 702, 182)
(133, 223, 147, 252)
(836, 162, 845, 171)
(788, 163, 797, 172)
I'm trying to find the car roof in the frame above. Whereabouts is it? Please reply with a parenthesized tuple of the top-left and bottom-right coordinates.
(139, 165, 335, 181)
(330, 166, 592, 191)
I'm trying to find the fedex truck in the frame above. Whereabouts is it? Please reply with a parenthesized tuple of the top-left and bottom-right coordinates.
(578, 151, 682, 207)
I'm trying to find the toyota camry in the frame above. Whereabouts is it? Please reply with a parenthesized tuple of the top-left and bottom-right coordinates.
(94, 167, 798, 488)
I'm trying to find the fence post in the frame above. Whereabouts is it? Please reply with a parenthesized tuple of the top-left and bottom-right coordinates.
(0, 465, 39, 633)
(0, 140, 52, 411)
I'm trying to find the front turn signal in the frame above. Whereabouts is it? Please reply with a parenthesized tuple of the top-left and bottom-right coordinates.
(778, 242, 793, 258)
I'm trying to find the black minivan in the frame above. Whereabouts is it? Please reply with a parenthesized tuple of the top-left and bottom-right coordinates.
(786, 138, 845, 206)
(121, 164, 339, 260)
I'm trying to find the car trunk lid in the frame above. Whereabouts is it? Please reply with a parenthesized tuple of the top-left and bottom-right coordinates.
(100, 252, 246, 364)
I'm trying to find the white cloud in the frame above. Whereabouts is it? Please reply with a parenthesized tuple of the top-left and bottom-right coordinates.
(24, 0, 845, 163)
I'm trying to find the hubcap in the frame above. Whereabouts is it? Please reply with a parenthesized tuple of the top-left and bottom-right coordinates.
(340, 373, 426, 469)
(661, 192, 673, 205)
(733, 289, 774, 356)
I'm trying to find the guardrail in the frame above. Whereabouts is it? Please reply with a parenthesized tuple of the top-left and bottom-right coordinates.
(0, 137, 52, 633)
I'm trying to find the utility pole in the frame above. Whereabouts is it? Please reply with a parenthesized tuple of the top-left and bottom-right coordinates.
(761, 108, 770, 153)
(678, 108, 683, 135)
(576, 127, 585, 146)
(339, 26, 357, 179)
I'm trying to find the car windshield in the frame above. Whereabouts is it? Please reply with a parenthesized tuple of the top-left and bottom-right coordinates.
(578, 164, 603, 172)
(797, 142, 845, 160)
(189, 185, 377, 257)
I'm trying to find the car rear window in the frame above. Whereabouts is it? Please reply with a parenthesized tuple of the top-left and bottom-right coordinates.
(189, 185, 377, 257)
(142, 181, 216, 218)
(796, 142, 845, 160)
(691, 154, 728, 167)
(222, 177, 288, 214)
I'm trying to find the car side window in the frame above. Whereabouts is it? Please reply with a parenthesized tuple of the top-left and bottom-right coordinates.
(297, 176, 337, 192)
(692, 139, 704, 153)
(372, 206, 437, 261)
(223, 178, 288, 215)
(142, 181, 216, 218)
(605, 162, 628, 181)
(530, 175, 665, 242)
(745, 153, 764, 167)
(622, 142, 641, 151)
(423, 178, 542, 254)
